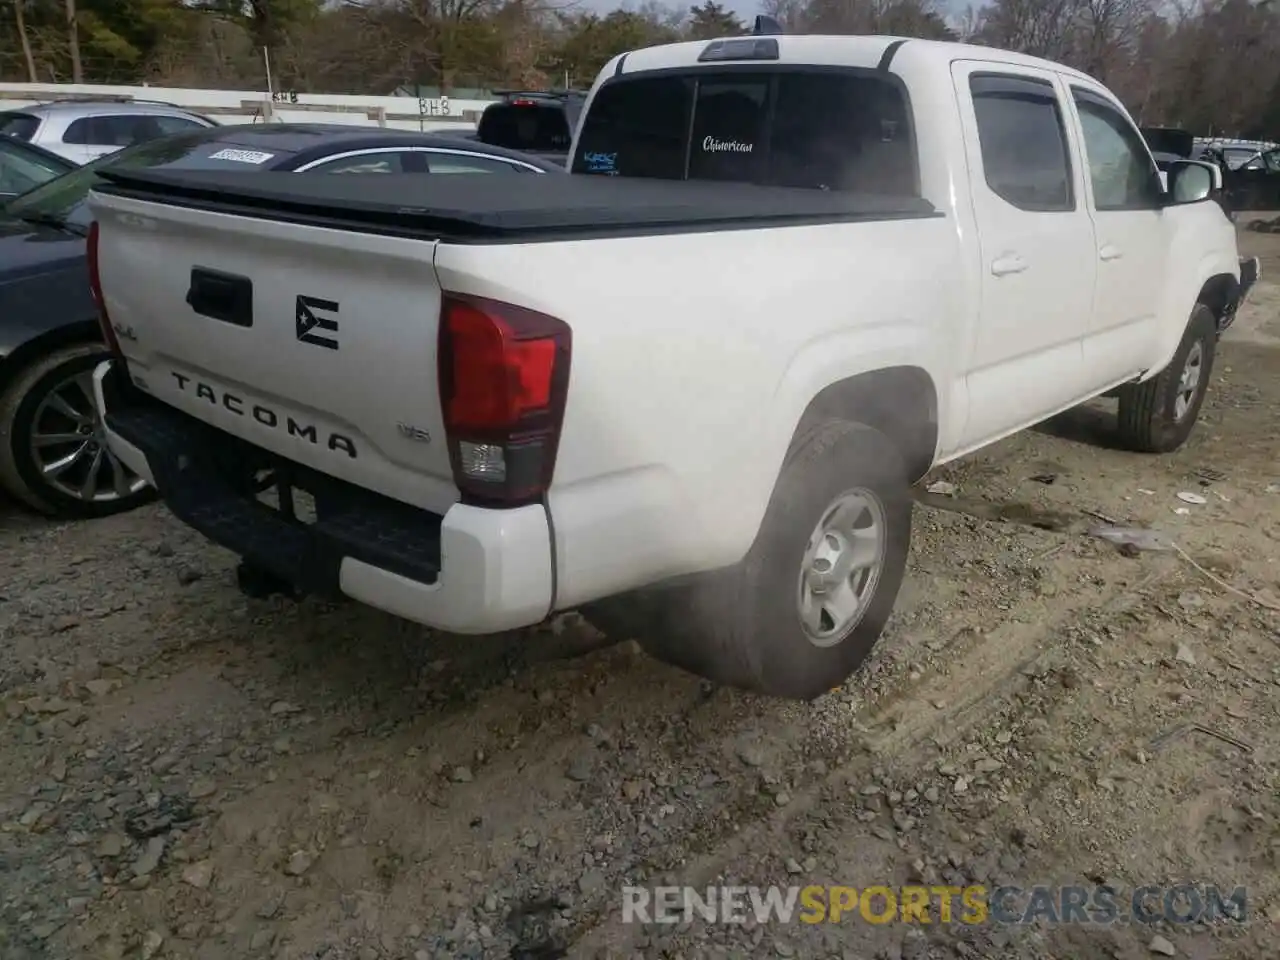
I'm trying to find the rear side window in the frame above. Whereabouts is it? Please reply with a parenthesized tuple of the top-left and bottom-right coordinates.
(571, 70, 916, 195)
(969, 74, 1073, 212)
(64, 114, 163, 147)
(0, 112, 39, 141)
(477, 104, 571, 153)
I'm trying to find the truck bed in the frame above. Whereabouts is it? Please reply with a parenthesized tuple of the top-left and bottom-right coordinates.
(92, 167, 939, 243)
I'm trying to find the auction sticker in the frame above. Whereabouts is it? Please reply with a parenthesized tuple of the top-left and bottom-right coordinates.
(208, 148, 276, 164)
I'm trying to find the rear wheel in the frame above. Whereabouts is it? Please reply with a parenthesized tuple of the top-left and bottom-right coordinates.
(1115, 304, 1217, 454)
(583, 421, 912, 700)
(0, 343, 154, 519)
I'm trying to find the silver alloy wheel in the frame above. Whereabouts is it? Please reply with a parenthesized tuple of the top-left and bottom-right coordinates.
(1174, 340, 1204, 421)
(797, 488, 887, 647)
(27, 370, 145, 503)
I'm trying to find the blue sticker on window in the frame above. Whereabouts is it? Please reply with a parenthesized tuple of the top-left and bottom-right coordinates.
(583, 151, 618, 174)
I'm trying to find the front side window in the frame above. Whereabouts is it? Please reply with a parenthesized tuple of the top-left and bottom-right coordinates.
(1071, 88, 1160, 211)
(969, 74, 1073, 212)
(571, 69, 917, 196)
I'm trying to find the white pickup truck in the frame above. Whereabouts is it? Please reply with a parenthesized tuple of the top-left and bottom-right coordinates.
(87, 35, 1258, 700)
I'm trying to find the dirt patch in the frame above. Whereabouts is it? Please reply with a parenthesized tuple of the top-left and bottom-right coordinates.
(2, 244, 1278, 960)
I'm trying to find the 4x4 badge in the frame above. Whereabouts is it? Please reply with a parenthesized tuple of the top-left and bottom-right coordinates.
(295, 294, 339, 350)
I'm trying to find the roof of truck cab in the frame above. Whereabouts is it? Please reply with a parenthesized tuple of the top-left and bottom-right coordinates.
(612, 35, 1097, 86)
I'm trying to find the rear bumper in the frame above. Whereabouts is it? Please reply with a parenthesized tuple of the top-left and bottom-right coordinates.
(93, 360, 553, 634)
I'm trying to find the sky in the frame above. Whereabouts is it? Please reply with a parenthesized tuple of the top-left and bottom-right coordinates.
(577, 0, 766, 21)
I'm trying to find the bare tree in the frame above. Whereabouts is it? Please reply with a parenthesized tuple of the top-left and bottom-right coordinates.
(64, 0, 81, 83)
(11, 0, 37, 82)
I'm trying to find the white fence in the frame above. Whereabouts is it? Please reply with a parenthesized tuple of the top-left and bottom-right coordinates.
(0, 82, 501, 132)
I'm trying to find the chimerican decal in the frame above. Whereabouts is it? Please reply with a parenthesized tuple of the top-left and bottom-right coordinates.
(702, 136, 754, 154)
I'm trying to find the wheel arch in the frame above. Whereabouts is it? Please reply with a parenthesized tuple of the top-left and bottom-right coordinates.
(790, 366, 940, 484)
(0, 321, 101, 397)
(1196, 272, 1241, 330)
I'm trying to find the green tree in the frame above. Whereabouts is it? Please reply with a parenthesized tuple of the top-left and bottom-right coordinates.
(687, 1, 741, 39)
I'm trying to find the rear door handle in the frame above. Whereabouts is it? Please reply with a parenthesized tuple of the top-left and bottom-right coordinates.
(1099, 245, 1124, 262)
(990, 255, 1028, 277)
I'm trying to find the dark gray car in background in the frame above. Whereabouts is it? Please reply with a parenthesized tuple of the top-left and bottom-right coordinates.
(0, 123, 562, 519)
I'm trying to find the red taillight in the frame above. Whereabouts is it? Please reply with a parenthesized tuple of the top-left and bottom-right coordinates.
(438, 293, 571, 506)
(86, 221, 121, 356)
(511, 98, 538, 106)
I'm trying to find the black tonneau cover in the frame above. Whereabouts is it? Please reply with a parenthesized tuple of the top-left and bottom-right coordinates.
(92, 168, 938, 243)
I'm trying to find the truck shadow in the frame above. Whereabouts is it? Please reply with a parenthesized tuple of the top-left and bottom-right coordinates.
(1030, 399, 1129, 451)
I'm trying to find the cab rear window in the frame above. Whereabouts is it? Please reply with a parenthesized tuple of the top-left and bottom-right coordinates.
(477, 103, 571, 153)
(571, 69, 918, 196)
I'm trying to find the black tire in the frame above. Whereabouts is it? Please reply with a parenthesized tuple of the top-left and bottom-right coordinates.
(0, 343, 156, 519)
(583, 421, 913, 700)
(1116, 304, 1217, 454)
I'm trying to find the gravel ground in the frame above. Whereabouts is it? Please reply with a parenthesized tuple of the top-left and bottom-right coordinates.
(2, 231, 1279, 960)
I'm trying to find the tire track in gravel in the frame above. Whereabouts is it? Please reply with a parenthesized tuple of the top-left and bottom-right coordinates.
(565, 555, 1179, 958)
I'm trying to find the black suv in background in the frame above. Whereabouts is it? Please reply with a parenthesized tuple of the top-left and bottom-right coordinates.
(465, 90, 587, 167)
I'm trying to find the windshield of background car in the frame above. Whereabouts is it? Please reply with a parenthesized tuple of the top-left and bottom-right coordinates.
(0, 139, 71, 195)
(2, 127, 273, 228)
(570, 69, 918, 195)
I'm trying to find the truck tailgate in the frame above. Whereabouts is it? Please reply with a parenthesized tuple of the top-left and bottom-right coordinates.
(91, 191, 458, 514)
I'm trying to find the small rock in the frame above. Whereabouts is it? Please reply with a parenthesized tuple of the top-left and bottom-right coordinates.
(284, 850, 313, 876)
(973, 758, 1003, 774)
(1148, 933, 1176, 956)
(953, 776, 969, 795)
(133, 836, 165, 878)
(994, 730, 1012, 745)
(141, 930, 165, 959)
(926, 480, 956, 496)
(84, 678, 118, 697)
(182, 860, 214, 889)
(785, 858, 803, 875)
(566, 756, 594, 782)
(578, 870, 606, 895)
(269, 701, 301, 715)
(1174, 644, 1196, 666)
(736, 743, 766, 768)
(50, 757, 67, 782)
(774, 791, 791, 807)
(250, 929, 276, 950)
(451, 766, 474, 783)
(97, 833, 125, 858)
(189, 778, 217, 799)
(520, 832, 540, 850)
(176, 567, 203, 586)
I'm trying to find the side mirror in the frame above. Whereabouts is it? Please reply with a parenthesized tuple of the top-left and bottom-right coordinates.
(1163, 159, 1221, 205)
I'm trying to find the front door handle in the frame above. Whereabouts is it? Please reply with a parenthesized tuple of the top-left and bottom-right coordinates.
(1099, 245, 1124, 261)
(991, 255, 1028, 277)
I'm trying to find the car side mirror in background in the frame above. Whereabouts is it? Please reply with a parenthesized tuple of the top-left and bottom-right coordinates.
(1163, 159, 1221, 206)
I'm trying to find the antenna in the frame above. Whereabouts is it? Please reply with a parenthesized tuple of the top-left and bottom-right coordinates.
(752, 15, 783, 35)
